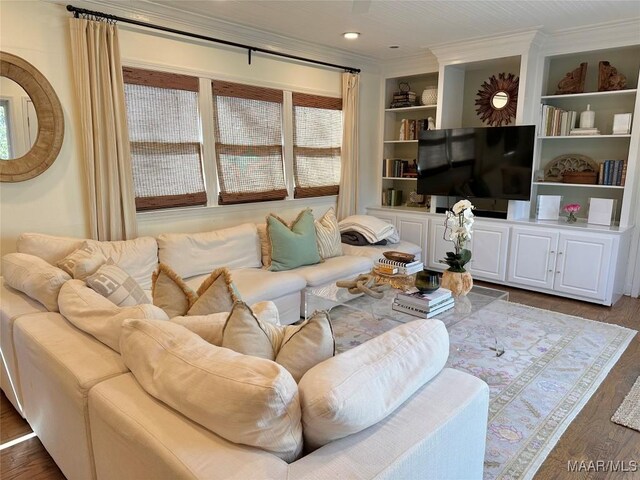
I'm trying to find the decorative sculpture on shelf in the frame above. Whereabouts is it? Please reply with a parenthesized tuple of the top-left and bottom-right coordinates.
(556, 62, 587, 94)
(598, 61, 627, 91)
(475, 73, 519, 127)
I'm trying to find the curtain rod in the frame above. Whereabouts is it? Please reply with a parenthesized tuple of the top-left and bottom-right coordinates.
(66, 5, 361, 73)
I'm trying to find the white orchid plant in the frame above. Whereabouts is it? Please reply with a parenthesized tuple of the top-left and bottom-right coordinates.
(441, 199, 475, 273)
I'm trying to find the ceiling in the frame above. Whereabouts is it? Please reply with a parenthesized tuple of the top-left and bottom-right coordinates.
(132, 0, 640, 60)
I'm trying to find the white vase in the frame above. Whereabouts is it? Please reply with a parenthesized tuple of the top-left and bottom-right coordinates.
(421, 87, 438, 106)
(579, 104, 595, 128)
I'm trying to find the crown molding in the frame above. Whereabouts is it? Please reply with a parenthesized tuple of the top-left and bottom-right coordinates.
(430, 30, 544, 66)
(53, 0, 379, 72)
(380, 51, 439, 78)
(541, 18, 640, 56)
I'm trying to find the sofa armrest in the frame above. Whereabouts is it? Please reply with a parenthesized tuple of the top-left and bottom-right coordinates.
(288, 368, 489, 480)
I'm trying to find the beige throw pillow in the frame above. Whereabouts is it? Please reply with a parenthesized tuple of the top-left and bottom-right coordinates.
(314, 207, 343, 259)
(86, 259, 149, 307)
(57, 241, 108, 280)
(298, 319, 449, 450)
(222, 302, 334, 382)
(1, 253, 71, 311)
(172, 301, 281, 347)
(152, 263, 238, 318)
(256, 223, 272, 269)
(120, 318, 303, 462)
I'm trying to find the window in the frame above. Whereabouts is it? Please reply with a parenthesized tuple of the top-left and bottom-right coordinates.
(292, 93, 342, 198)
(212, 80, 287, 205)
(123, 67, 206, 211)
(0, 99, 13, 159)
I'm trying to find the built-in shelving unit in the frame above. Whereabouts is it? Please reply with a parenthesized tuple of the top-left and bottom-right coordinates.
(533, 45, 640, 226)
(381, 71, 438, 206)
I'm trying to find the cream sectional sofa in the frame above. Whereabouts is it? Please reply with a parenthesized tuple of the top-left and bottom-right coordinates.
(0, 221, 489, 480)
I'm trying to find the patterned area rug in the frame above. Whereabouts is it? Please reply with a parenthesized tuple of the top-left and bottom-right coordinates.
(611, 375, 640, 432)
(331, 300, 636, 480)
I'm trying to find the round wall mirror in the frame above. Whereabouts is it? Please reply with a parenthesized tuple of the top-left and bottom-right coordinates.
(490, 91, 509, 110)
(1, 77, 38, 160)
(0, 51, 64, 182)
(475, 73, 519, 127)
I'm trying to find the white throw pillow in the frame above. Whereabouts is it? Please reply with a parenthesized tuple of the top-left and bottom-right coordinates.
(58, 280, 168, 352)
(314, 207, 343, 259)
(298, 319, 449, 450)
(17, 232, 85, 265)
(86, 260, 149, 307)
(1, 253, 71, 311)
(120, 318, 303, 462)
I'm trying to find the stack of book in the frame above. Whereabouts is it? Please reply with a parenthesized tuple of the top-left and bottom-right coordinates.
(540, 105, 578, 136)
(570, 127, 600, 136)
(375, 258, 424, 276)
(398, 118, 430, 140)
(390, 91, 417, 108)
(392, 288, 454, 319)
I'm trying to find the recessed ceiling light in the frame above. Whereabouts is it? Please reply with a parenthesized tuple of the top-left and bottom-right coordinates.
(343, 32, 360, 40)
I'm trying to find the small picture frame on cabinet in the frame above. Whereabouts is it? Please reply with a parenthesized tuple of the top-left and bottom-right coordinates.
(536, 195, 562, 220)
(587, 198, 617, 226)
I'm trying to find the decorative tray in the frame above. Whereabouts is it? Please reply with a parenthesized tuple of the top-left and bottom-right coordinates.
(544, 154, 598, 182)
(383, 251, 415, 263)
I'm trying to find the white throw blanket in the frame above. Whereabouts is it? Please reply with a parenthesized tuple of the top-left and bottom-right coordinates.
(338, 215, 400, 244)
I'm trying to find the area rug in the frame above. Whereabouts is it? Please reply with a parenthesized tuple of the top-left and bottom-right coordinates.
(331, 300, 636, 480)
(611, 375, 640, 432)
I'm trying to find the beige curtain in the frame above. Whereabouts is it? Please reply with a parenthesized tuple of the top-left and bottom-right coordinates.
(69, 18, 137, 240)
(336, 72, 360, 221)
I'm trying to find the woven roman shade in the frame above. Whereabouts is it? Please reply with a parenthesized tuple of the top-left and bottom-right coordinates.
(123, 67, 206, 211)
(212, 80, 287, 204)
(292, 93, 343, 198)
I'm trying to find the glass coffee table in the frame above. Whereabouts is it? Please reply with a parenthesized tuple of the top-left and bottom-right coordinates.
(305, 281, 509, 355)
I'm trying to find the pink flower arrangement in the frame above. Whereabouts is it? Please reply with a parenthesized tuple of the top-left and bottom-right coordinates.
(563, 203, 581, 213)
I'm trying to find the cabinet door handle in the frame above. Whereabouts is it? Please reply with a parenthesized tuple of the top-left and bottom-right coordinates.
(550, 250, 555, 254)
(548, 269, 553, 272)
(558, 252, 563, 255)
(556, 270, 561, 274)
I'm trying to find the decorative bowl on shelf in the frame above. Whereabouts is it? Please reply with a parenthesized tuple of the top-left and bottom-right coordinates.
(414, 269, 440, 293)
(383, 251, 415, 263)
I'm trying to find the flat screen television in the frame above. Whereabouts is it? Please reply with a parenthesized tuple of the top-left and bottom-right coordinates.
(416, 125, 535, 200)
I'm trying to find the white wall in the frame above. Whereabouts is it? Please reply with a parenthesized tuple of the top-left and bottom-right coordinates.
(0, 0, 381, 258)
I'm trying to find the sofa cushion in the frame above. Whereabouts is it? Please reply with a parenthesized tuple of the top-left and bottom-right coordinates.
(85, 237, 158, 291)
(152, 264, 238, 318)
(57, 242, 108, 280)
(86, 260, 149, 307)
(186, 268, 307, 306)
(17, 232, 85, 265)
(292, 255, 373, 287)
(341, 240, 423, 262)
(315, 207, 342, 259)
(2, 253, 71, 312)
(171, 301, 280, 346)
(120, 318, 303, 462)
(58, 280, 168, 352)
(298, 319, 449, 450)
(267, 209, 321, 271)
(157, 223, 261, 279)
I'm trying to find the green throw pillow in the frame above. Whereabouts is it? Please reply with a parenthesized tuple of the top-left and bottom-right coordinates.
(268, 209, 321, 271)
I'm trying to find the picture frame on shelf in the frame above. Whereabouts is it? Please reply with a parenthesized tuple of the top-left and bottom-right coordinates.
(588, 198, 617, 226)
(612, 113, 632, 135)
(536, 195, 562, 220)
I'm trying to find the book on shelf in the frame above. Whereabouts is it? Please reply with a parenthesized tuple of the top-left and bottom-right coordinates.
(620, 160, 627, 186)
(598, 163, 604, 185)
(376, 258, 424, 275)
(395, 287, 453, 309)
(391, 298, 454, 319)
(540, 105, 577, 136)
(569, 127, 600, 136)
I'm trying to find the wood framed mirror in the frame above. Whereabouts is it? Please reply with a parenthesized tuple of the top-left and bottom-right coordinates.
(474, 73, 519, 127)
(1, 51, 64, 182)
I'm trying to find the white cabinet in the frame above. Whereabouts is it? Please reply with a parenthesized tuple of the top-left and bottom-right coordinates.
(371, 212, 397, 227)
(508, 226, 614, 301)
(396, 217, 428, 259)
(427, 218, 449, 271)
(468, 224, 510, 282)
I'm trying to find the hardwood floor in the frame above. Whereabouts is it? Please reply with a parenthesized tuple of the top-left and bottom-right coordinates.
(0, 286, 638, 480)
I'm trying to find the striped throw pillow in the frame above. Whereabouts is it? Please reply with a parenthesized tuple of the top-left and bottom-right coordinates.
(315, 208, 342, 259)
(86, 259, 149, 307)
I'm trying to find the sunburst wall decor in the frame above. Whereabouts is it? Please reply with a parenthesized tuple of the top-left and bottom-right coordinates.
(475, 73, 519, 127)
